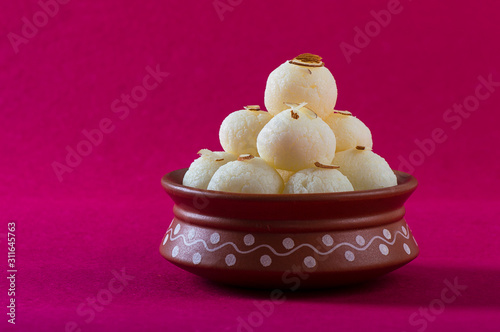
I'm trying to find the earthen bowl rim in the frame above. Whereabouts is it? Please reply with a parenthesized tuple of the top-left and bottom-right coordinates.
(161, 169, 417, 202)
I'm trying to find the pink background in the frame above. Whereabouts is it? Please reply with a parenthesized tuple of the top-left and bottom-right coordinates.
(1, 0, 499, 331)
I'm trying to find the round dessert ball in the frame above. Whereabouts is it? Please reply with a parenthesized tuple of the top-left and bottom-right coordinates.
(324, 110, 373, 152)
(264, 53, 337, 120)
(256, 103, 336, 172)
(219, 105, 273, 157)
(182, 149, 237, 190)
(207, 155, 284, 194)
(333, 146, 397, 191)
(283, 163, 354, 194)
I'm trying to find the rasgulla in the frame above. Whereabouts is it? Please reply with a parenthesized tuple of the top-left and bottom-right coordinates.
(183, 149, 237, 190)
(333, 146, 397, 191)
(207, 154, 284, 194)
(264, 53, 337, 120)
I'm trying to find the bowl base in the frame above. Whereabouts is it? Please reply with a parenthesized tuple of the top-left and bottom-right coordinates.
(160, 218, 419, 289)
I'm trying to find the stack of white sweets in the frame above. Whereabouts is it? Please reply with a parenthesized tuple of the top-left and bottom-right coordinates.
(183, 53, 397, 194)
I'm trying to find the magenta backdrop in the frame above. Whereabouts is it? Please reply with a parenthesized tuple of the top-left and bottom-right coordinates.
(1, 0, 499, 331)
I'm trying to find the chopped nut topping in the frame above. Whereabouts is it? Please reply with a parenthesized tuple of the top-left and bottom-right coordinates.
(284, 102, 317, 119)
(356, 146, 366, 150)
(197, 148, 211, 156)
(289, 53, 324, 67)
(334, 110, 352, 116)
(314, 162, 340, 169)
(237, 154, 254, 161)
(215, 158, 224, 161)
(301, 107, 318, 119)
(294, 53, 322, 63)
(284, 101, 308, 109)
(244, 105, 261, 111)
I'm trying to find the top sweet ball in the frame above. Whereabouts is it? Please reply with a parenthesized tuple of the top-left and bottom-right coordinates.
(264, 53, 337, 120)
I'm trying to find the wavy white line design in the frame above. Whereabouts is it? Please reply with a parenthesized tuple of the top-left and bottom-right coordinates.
(163, 223, 412, 257)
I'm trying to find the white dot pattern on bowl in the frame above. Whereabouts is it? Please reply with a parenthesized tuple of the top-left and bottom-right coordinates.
(322, 234, 334, 247)
(225, 254, 236, 266)
(172, 246, 179, 258)
(260, 255, 272, 267)
(355, 235, 365, 246)
(192, 252, 202, 264)
(345, 250, 355, 262)
(383, 229, 391, 240)
(379, 244, 389, 255)
(174, 224, 180, 235)
(244, 234, 255, 246)
(282, 238, 294, 249)
(304, 256, 316, 268)
(164, 224, 413, 268)
(403, 243, 411, 255)
(210, 232, 220, 244)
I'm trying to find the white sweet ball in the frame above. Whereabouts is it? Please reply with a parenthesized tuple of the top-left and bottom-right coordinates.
(333, 147, 397, 191)
(182, 149, 237, 190)
(324, 110, 373, 152)
(276, 169, 295, 184)
(283, 164, 354, 194)
(264, 54, 337, 120)
(219, 106, 273, 157)
(207, 155, 284, 194)
(257, 104, 336, 172)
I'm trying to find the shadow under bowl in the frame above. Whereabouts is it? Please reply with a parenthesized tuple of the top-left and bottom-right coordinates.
(160, 169, 419, 289)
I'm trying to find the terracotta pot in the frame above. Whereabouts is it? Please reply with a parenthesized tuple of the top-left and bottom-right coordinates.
(160, 168, 419, 289)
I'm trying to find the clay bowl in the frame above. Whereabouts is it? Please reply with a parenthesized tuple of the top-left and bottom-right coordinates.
(160, 168, 418, 289)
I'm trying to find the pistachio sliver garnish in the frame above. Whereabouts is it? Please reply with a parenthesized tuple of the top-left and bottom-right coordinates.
(237, 154, 254, 161)
(314, 162, 340, 169)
